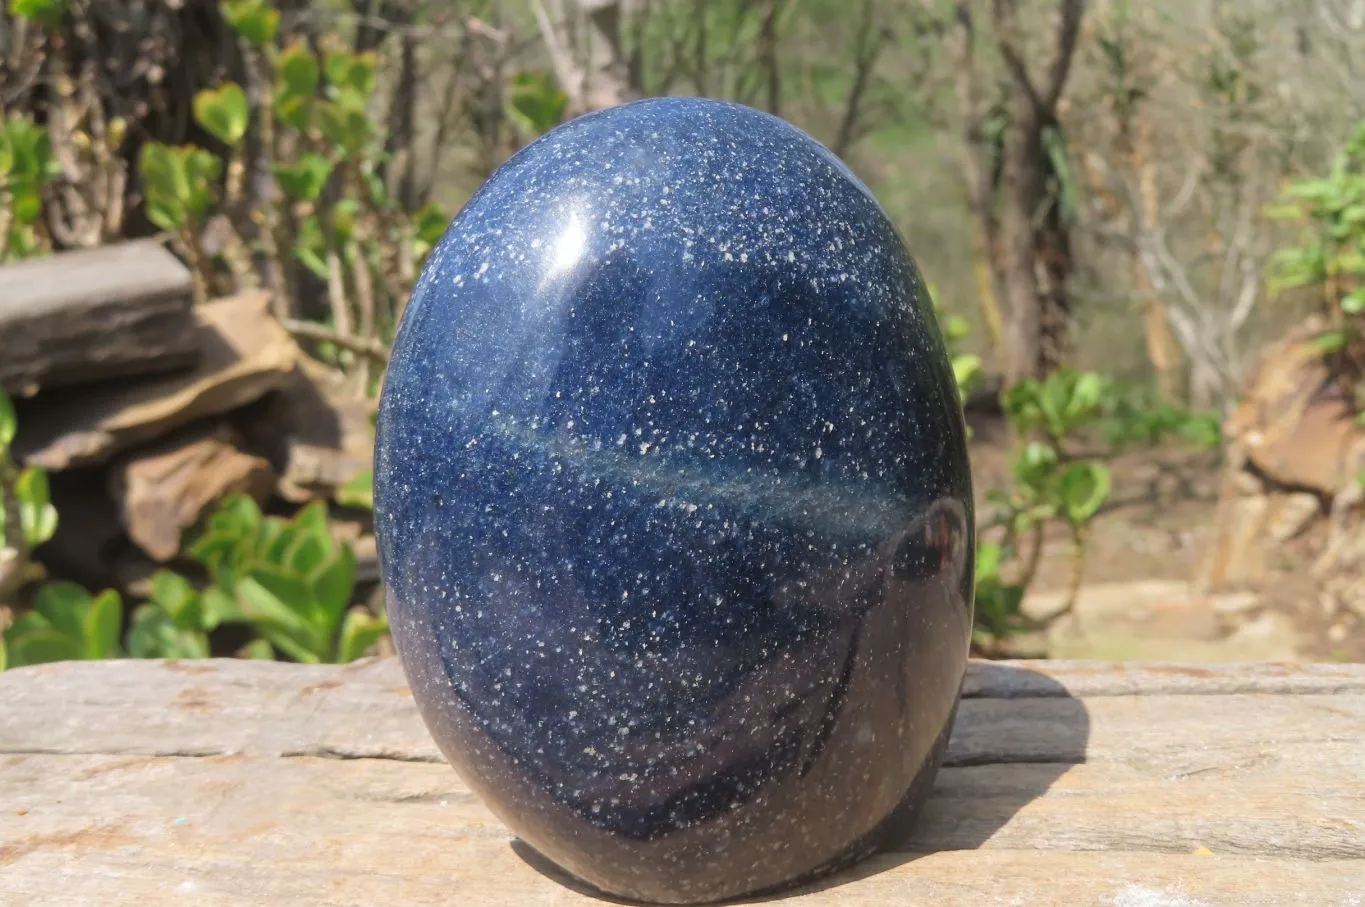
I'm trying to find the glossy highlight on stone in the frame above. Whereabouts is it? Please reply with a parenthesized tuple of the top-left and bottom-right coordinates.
(374, 97, 975, 904)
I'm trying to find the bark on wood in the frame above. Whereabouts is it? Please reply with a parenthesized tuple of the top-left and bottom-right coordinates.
(13, 292, 298, 472)
(1, 659, 1362, 905)
(0, 241, 197, 396)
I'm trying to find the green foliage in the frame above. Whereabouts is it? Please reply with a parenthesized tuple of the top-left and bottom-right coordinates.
(7, 466, 58, 549)
(125, 570, 215, 659)
(193, 84, 251, 147)
(0, 113, 58, 260)
(336, 470, 374, 510)
(187, 495, 384, 664)
(411, 203, 450, 260)
(276, 41, 322, 130)
(1002, 368, 1110, 444)
(8, 0, 66, 28)
(1269, 121, 1365, 400)
(974, 369, 1225, 650)
(2, 584, 123, 668)
(274, 154, 334, 203)
(1099, 386, 1224, 449)
(221, 0, 279, 48)
(508, 72, 570, 137)
(323, 49, 379, 109)
(139, 143, 221, 232)
(927, 284, 983, 398)
(0, 387, 59, 552)
(972, 541, 1026, 643)
(0, 387, 13, 449)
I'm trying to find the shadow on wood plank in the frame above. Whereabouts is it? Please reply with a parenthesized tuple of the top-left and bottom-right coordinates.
(508, 663, 1090, 904)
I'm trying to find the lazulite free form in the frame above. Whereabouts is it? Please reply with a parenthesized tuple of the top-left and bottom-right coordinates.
(374, 97, 975, 904)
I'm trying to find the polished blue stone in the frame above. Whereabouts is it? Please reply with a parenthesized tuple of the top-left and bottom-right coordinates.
(374, 97, 974, 904)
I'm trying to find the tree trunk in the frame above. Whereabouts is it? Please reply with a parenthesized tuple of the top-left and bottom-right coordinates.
(999, 104, 1047, 383)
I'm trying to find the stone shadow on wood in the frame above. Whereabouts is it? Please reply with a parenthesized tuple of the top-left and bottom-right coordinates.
(510, 662, 1090, 904)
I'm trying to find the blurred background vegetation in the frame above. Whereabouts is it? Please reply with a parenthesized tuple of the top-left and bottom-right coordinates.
(3, 0, 1365, 669)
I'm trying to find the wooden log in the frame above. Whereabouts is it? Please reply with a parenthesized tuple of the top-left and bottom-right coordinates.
(1, 658, 1362, 905)
(0, 241, 198, 396)
(13, 292, 298, 471)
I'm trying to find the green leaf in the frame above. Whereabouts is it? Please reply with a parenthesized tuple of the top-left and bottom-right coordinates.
(1312, 330, 1351, 354)
(411, 204, 449, 259)
(193, 83, 250, 147)
(245, 565, 315, 616)
(277, 41, 321, 101)
(294, 215, 330, 278)
(0, 637, 7, 672)
(292, 500, 331, 538)
(236, 576, 321, 663)
(317, 102, 372, 156)
(2, 115, 53, 182)
(508, 71, 568, 136)
(1014, 441, 1059, 490)
(221, 0, 279, 47)
(311, 545, 357, 628)
(1342, 287, 1365, 315)
(951, 354, 982, 394)
(84, 589, 124, 659)
(1059, 461, 1112, 525)
(127, 605, 209, 660)
(273, 154, 333, 202)
(201, 586, 243, 629)
(330, 198, 360, 241)
(8, 0, 67, 29)
(288, 532, 331, 577)
(239, 638, 275, 660)
(139, 143, 221, 231)
(150, 570, 205, 631)
(6, 628, 82, 667)
(336, 470, 374, 510)
(1067, 372, 1106, 419)
(9, 181, 42, 224)
(335, 608, 388, 664)
(33, 582, 92, 641)
(16, 466, 58, 548)
(0, 387, 15, 448)
(324, 51, 378, 108)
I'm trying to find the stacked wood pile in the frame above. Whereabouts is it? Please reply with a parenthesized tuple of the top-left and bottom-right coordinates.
(1, 241, 377, 607)
(1200, 317, 1365, 636)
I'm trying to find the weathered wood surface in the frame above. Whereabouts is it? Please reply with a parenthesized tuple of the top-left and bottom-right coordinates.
(13, 292, 297, 472)
(0, 241, 198, 395)
(2, 659, 1362, 905)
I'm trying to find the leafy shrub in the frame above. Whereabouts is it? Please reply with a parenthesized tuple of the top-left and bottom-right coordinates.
(0, 113, 58, 261)
(3, 583, 122, 668)
(183, 495, 386, 664)
(1269, 120, 1365, 413)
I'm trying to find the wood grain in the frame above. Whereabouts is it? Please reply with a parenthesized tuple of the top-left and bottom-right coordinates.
(0, 241, 197, 395)
(13, 292, 297, 471)
(2, 658, 1362, 905)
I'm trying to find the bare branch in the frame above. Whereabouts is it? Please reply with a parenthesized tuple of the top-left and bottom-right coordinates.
(1042, 0, 1086, 109)
(282, 319, 390, 363)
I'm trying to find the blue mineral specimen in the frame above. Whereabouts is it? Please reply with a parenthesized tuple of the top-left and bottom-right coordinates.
(374, 97, 974, 904)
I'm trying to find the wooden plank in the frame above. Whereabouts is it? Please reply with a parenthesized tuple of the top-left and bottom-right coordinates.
(0, 241, 198, 395)
(5, 659, 1364, 771)
(13, 292, 298, 471)
(1, 752, 1361, 905)
(2, 659, 1362, 905)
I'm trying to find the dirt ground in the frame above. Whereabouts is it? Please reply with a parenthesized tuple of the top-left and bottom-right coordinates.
(965, 413, 1365, 665)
